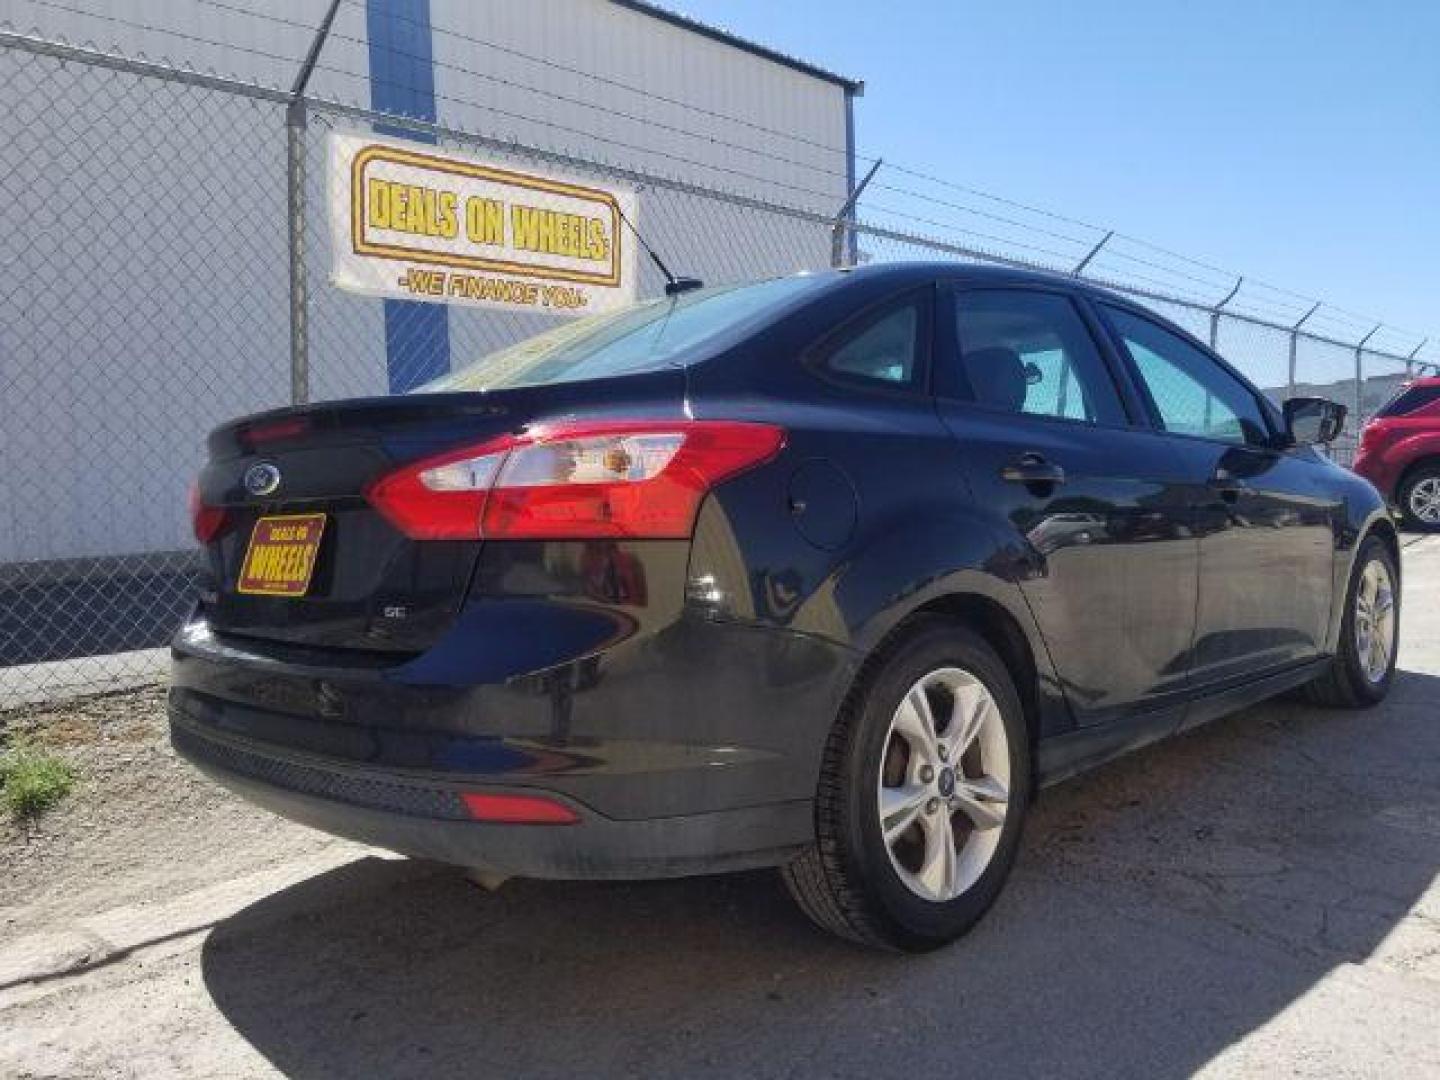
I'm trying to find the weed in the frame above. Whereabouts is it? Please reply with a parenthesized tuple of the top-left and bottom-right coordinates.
(1, 741, 76, 821)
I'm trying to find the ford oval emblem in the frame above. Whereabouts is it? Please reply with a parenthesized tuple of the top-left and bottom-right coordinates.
(243, 462, 282, 497)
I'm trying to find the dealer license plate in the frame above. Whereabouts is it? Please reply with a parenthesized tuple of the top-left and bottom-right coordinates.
(236, 513, 326, 597)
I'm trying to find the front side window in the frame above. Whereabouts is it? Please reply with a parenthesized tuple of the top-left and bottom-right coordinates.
(952, 289, 1126, 425)
(1104, 306, 1270, 445)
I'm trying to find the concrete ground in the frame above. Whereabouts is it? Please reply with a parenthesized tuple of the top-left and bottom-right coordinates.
(2, 535, 1437, 1079)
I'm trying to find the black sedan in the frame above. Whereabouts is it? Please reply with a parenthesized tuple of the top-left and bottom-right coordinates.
(173, 263, 1399, 951)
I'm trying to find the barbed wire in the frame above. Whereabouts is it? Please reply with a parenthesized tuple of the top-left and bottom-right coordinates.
(186, 0, 867, 165)
(17, 0, 860, 212)
(179, 0, 1435, 347)
(340, 0, 864, 160)
(347, 68, 853, 203)
(190, 0, 862, 187)
(20, 0, 308, 74)
(6, 2, 1436, 359)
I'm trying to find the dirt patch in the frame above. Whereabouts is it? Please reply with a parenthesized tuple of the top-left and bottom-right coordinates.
(1, 685, 335, 940)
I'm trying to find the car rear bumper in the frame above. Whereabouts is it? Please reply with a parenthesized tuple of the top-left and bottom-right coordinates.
(168, 611, 854, 877)
(170, 701, 813, 879)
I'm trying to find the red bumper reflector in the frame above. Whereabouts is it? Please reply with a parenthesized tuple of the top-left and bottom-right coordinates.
(461, 792, 580, 825)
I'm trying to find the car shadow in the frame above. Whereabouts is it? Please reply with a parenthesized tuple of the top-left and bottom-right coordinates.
(201, 669, 1440, 1079)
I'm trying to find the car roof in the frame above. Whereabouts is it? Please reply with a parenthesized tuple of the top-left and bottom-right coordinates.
(805, 260, 1128, 303)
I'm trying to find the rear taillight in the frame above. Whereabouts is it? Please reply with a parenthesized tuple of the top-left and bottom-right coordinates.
(365, 420, 785, 541)
(188, 481, 229, 544)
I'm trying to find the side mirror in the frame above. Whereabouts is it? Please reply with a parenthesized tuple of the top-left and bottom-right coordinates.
(1283, 396, 1346, 446)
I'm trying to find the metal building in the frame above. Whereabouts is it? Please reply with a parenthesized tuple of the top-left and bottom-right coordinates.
(1, 0, 861, 683)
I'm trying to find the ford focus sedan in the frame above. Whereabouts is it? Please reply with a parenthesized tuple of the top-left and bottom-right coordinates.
(172, 263, 1399, 951)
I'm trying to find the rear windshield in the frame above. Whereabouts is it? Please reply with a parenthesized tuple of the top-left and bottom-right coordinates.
(420, 275, 828, 393)
(1378, 383, 1440, 417)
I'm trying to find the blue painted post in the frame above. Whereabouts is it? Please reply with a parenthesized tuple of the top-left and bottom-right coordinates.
(366, 0, 450, 393)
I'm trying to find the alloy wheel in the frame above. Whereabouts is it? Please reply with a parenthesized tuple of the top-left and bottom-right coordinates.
(876, 667, 1011, 902)
(1354, 557, 1397, 684)
(1408, 477, 1440, 524)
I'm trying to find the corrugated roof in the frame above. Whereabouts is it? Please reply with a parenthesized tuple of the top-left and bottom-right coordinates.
(608, 1, 864, 93)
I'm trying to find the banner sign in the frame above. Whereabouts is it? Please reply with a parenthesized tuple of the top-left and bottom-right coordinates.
(328, 133, 638, 315)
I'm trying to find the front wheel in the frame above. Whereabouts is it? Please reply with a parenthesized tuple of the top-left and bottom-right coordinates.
(782, 619, 1031, 951)
(1299, 534, 1399, 708)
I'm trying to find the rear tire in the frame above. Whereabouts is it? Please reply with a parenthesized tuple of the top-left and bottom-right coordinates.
(1397, 463, 1440, 531)
(1299, 535, 1399, 708)
(782, 618, 1031, 951)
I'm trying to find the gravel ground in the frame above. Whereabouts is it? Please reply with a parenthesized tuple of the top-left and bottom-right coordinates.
(1, 687, 339, 941)
(1, 535, 1437, 1079)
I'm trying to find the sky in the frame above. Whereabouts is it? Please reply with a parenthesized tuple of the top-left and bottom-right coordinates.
(678, 0, 1438, 352)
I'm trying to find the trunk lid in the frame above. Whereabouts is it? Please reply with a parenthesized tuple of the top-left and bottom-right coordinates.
(193, 373, 686, 654)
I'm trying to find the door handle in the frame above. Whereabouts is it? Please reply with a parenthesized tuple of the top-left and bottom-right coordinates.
(1000, 453, 1066, 487)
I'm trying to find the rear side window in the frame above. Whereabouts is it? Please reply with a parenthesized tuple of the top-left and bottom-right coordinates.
(1104, 306, 1270, 446)
(951, 289, 1126, 425)
(1379, 384, 1440, 417)
(818, 298, 924, 389)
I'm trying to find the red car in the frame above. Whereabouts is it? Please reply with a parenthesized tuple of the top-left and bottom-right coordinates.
(1353, 375, 1440, 529)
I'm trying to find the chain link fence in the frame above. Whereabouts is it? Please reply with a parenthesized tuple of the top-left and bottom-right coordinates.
(1, 27, 1432, 705)
(301, 105, 836, 401)
(1, 33, 292, 704)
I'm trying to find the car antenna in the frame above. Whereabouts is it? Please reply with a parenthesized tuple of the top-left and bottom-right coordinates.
(615, 203, 704, 296)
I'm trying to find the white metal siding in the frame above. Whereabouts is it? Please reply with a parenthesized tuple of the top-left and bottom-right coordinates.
(429, 0, 849, 212)
(2, 0, 852, 562)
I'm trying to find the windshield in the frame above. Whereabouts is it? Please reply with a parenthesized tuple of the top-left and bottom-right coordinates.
(419, 274, 829, 393)
(1378, 383, 1440, 417)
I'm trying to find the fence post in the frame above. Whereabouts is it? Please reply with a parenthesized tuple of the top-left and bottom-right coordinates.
(1406, 338, 1428, 380)
(830, 159, 881, 268)
(285, 105, 310, 406)
(1072, 230, 1112, 277)
(1287, 301, 1321, 399)
(1355, 323, 1382, 425)
(285, 0, 342, 406)
(1209, 276, 1244, 350)
(1286, 333, 1296, 400)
